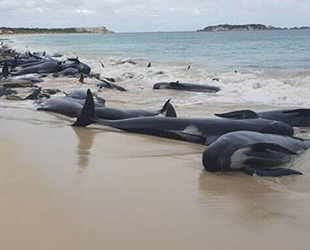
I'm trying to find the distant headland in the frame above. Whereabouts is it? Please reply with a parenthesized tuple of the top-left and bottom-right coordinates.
(0, 26, 113, 35)
(197, 24, 310, 32)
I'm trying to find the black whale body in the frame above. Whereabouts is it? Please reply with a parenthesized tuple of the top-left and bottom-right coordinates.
(203, 131, 310, 176)
(37, 90, 176, 119)
(215, 109, 310, 127)
(153, 81, 220, 93)
(73, 90, 293, 145)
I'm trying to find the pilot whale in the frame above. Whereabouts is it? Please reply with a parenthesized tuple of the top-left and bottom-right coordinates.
(38, 90, 176, 119)
(72, 90, 294, 145)
(153, 81, 220, 93)
(215, 109, 310, 127)
(203, 131, 310, 176)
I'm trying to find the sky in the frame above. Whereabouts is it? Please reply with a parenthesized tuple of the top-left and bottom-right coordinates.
(0, 0, 309, 32)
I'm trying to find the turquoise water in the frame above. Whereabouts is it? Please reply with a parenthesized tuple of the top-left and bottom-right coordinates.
(7, 30, 310, 106)
(12, 30, 310, 71)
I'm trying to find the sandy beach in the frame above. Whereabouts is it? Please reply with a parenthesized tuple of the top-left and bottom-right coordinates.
(1, 103, 310, 250)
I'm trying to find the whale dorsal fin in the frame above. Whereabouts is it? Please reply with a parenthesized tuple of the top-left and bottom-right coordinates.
(67, 57, 80, 63)
(170, 81, 187, 88)
(72, 89, 95, 127)
(215, 110, 259, 119)
(158, 99, 177, 117)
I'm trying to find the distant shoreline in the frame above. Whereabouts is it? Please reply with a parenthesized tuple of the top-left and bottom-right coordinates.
(197, 24, 310, 32)
(0, 27, 113, 36)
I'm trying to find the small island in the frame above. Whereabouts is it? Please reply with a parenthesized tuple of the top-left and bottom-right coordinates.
(0, 26, 113, 35)
(197, 24, 310, 32)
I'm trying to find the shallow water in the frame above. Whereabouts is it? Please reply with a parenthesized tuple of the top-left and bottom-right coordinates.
(6, 30, 310, 106)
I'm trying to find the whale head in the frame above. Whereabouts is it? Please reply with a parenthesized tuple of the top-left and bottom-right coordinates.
(202, 136, 233, 172)
(269, 121, 293, 136)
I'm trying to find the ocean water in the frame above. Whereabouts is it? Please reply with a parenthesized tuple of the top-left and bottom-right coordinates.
(8, 30, 310, 106)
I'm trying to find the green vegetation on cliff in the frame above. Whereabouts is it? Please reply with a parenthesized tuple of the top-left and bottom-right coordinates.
(0, 27, 113, 35)
(197, 24, 310, 32)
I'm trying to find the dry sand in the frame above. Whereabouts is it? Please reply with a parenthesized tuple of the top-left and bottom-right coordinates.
(1, 106, 310, 250)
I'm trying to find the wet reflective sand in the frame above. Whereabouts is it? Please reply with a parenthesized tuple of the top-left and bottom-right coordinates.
(1, 107, 310, 250)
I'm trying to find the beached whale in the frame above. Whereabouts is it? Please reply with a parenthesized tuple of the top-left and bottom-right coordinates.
(203, 131, 310, 176)
(153, 81, 220, 93)
(37, 92, 106, 117)
(38, 91, 176, 119)
(73, 90, 293, 145)
(215, 109, 310, 127)
(18, 57, 58, 68)
(4, 54, 91, 77)
(11, 61, 63, 75)
(97, 80, 127, 92)
(53, 68, 80, 77)
(38, 97, 87, 117)
(94, 99, 176, 120)
(62, 89, 105, 106)
(62, 57, 91, 74)
(0, 86, 17, 97)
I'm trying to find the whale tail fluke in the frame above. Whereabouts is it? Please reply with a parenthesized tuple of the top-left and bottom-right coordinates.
(159, 99, 177, 117)
(72, 89, 96, 127)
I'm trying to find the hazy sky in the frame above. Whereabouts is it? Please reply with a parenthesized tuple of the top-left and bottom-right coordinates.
(0, 0, 309, 32)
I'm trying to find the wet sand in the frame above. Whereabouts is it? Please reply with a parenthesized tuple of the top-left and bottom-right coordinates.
(1, 105, 310, 250)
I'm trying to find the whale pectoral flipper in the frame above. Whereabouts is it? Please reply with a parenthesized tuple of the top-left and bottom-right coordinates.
(24, 87, 42, 100)
(72, 89, 96, 127)
(95, 96, 106, 106)
(215, 110, 259, 119)
(243, 166, 303, 177)
(250, 143, 297, 155)
(158, 99, 177, 117)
